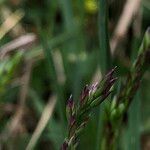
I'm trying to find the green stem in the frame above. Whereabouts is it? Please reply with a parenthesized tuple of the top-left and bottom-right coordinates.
(96, 0, 111, 149)
(98, 0, 111, 74)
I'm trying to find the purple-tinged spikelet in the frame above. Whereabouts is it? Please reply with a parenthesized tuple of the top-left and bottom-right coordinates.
(69, 115, 76, 127)
(89, 82, 98, 96)
(80, 85, 89, 105)
(67, 95, 74, 109)
(61, 141, 68, 150)
(105, 66, 117, 80)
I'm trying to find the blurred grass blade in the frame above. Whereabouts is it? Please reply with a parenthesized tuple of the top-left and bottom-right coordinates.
(98, 0, 111, 74)
(96, 0, 112, 149)
(127, 92, 141, 150)
(29, 89, 63, 149)
(58, 0, 74, 31)
(26, 95, 56, 150)
(0, 9, 24, 40)
(41, 35, 66, 130)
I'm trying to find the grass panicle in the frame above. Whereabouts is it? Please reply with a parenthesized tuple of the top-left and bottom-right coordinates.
(61, 67, 117, 150)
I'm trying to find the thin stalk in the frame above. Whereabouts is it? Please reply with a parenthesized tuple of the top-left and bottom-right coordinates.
(96, 0, 112, 149)
(40, 34, 66, 133)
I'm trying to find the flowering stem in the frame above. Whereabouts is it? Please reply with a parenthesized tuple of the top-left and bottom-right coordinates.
(61, 67, 117, 150)
(102, 27, 150, 150)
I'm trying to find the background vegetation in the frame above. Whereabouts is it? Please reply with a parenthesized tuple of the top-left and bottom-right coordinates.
(0, 0, 150, 149)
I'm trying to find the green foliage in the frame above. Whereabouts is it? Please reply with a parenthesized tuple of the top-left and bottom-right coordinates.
(0, 52, 23, 94)
(0, 0, 150, 150)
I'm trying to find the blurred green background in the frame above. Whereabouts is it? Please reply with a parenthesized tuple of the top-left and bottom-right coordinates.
(0, 0, 150, 149)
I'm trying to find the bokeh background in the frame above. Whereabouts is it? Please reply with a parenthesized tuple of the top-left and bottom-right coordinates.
(0, 0, 150, 149)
